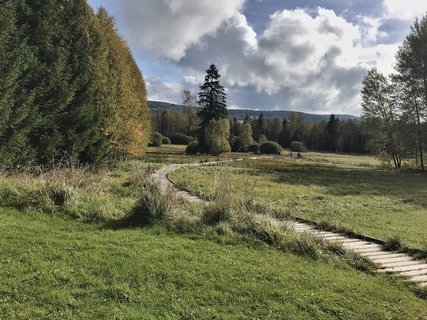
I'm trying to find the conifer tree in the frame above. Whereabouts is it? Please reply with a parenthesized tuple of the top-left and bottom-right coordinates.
(0, 0, 36, 165)
(96, 7, 150, 158)
(0, 0, 150, 165)
(197, 64, 227, 149)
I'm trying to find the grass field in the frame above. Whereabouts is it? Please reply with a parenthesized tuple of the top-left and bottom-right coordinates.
(170, 151, 427, 251)
(1, 146, 427, 319)
(1, 208, 427, 319)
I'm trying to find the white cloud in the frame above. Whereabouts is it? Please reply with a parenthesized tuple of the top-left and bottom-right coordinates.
(176, 7, 395, 114)
(146, 77, 183, 103)
(383, 0, 427, 20)
(108, 0, 419, 114)
(118, 0, 245, 60)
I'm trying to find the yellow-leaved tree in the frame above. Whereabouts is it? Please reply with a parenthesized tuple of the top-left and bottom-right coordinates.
(96, 8, 151, 159)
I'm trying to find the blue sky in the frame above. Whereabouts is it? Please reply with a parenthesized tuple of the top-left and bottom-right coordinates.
(87, 0, 427, 115)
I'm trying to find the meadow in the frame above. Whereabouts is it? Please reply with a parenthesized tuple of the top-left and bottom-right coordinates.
(1, 146, 426, 319)
(171, 150, 427, 252)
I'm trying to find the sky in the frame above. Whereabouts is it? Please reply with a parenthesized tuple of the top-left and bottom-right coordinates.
(87, 0, 427, 115)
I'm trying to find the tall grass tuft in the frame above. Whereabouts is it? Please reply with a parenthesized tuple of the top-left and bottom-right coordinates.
(121, 180, 173, 227)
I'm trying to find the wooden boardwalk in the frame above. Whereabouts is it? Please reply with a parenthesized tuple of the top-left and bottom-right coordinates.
(152, 160, 427, 288)
(285, 220, 427, 287)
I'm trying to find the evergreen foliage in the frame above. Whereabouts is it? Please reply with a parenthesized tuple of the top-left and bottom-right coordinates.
(197, 64, 227, 150)
(0, 0, 150, 166)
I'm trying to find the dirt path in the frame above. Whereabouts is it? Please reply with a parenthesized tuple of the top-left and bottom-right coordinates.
(152, 159, 427, 288)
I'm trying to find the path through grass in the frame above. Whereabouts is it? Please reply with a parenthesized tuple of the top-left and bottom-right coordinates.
(170, 153, 427, 251)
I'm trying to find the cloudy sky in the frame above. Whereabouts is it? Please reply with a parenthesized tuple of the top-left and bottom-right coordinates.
(87, 0, 427, 115)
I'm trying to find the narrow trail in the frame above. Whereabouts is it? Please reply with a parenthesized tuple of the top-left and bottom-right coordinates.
(152, 159, 427, 288)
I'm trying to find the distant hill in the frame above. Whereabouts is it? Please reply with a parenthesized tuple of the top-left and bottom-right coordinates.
(148, 101, 359, 122)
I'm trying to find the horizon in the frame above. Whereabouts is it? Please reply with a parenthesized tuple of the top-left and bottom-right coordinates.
(149, 99, 360, 117)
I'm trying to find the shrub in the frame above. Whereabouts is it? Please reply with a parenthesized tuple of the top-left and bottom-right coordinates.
(260, 141, 282, 155)
(204, 119, 231, 155)
(202, 203, 233, 225)
(162, 136, 171, 145)
(169, 133, 193, 145)
(238, 123, 254, 151)
(258, 134, 268, 144)
(290, 141, 306, 152)
(185, 141, 200, 154)
(231, 136, 243, 152)
(150, 132, 163, 147)
(248, 143, 260, 154)
(122, 181, 171, 227)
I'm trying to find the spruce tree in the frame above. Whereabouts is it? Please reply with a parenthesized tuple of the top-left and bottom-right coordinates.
(327, 114, 339, 152)
(197, 64, 227, 148)
(0, 0, 37, 166)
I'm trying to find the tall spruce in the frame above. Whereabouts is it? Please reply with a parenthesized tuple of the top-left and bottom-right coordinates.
(327, 114, 339, 152)
(197, 64, 227, 148)
(0, 0, 36, 165)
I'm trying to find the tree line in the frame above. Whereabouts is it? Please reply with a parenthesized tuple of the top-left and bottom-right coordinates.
(361, 15, 427, 170)
(152, 66, 367, 156)
(0, 0, 150, 167)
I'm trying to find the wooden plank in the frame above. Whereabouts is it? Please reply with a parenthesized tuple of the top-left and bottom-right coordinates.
(379, 264, 427, 273)
(353, 247, 384, 254)
(371, 257, 415, 264)
(366, 253, 407, 259)
(379, 260, 422, 268)
(343, 243, 382, 250)
(411, 275, 427, 283)
(341, 241, 373, 247)
(399, 269, 427, 277)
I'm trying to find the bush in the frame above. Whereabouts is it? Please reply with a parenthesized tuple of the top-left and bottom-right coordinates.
(258, 134, 268, 144)
(186, 141, 200, 154)
(290, 141, 306, 152)
(122, 181, 171, 227)
(162, 136, 171, 145)
(248, 143, 260, 154)
(204, 119, 231, 155)
(202, 203, 233, 225)
(169, 133, 193, 145)
(260, 141, 282, 155)
(150, 132, 163, 147)
(231, 136, 243, 152)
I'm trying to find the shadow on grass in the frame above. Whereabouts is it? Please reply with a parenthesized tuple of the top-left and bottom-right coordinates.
(258, 163, 427, 206)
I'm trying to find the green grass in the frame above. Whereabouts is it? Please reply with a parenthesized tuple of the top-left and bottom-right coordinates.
(1, 208, 426, 319)
(170, 152, 427, 251)
(1, 148, 427, 319)
(145, 144, 255, 166)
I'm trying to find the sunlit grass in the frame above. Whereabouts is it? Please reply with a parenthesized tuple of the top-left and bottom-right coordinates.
(1, 208, 426, 319)
(170, 152, 427, 250)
